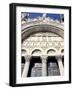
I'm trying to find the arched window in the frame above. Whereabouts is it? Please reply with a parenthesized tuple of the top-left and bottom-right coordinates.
(21, 49, 26, 54)
(61, 49, 64, 53)
(47, 49, 56, 54)
(31, 49, 41, 55)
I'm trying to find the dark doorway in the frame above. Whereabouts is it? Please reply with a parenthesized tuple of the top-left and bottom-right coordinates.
(27, 56, 42, 77)
(47, 56, 60, 76)
(21, 56, 25, 75)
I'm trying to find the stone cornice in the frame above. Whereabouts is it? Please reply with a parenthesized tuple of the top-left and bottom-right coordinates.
(21, 19, 64, 31)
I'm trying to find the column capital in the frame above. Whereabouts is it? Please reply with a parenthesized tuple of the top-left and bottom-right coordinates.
(40, 55, 48, 63)
(24, 55, 31, 62)
(55, 55, 62, 60)
(40, 55, 48, 59)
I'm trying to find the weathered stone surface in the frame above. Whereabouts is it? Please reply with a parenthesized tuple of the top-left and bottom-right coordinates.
(21, 16, 64, 77)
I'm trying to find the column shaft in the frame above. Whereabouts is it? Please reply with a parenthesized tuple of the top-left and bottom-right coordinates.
(56, 56, 64, 76)
(22, 56, 30, 78)
(41, 56, 47, 76)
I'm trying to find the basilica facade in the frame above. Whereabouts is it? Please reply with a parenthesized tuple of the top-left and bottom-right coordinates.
(21, 13, 64, 78)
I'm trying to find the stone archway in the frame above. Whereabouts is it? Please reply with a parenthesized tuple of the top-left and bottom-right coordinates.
(31, 49, 41, 56)
(21, 24, 64, 78)
(22, 24, 64, 42)
(47, 49, 56, 55)
(27, 56, 42, 77)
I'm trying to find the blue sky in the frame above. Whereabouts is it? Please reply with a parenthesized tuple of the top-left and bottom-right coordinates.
(27, 13, 64, 20)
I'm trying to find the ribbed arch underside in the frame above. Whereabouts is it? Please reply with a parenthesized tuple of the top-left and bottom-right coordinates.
(22, 24, 64, 42)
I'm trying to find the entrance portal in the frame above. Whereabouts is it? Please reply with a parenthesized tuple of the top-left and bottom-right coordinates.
(47, 56, 60, 76)
(28, 56, 42, 77)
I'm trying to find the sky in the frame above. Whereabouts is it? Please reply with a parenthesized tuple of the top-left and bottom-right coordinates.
(26, 13, 64, 20)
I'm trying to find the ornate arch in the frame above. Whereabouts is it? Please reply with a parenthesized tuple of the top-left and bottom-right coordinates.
(31, 49, 42, 55)
(21, 49, 27, 54)
(47, 49, 56, 54)
(22, 24, 64, 42)
(61, 49, 64, 53)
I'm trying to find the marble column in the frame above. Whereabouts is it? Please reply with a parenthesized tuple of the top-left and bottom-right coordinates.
(22, 55, 31, 78)
(41, 56, 47, 76)
(56, 56, 64, 76)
